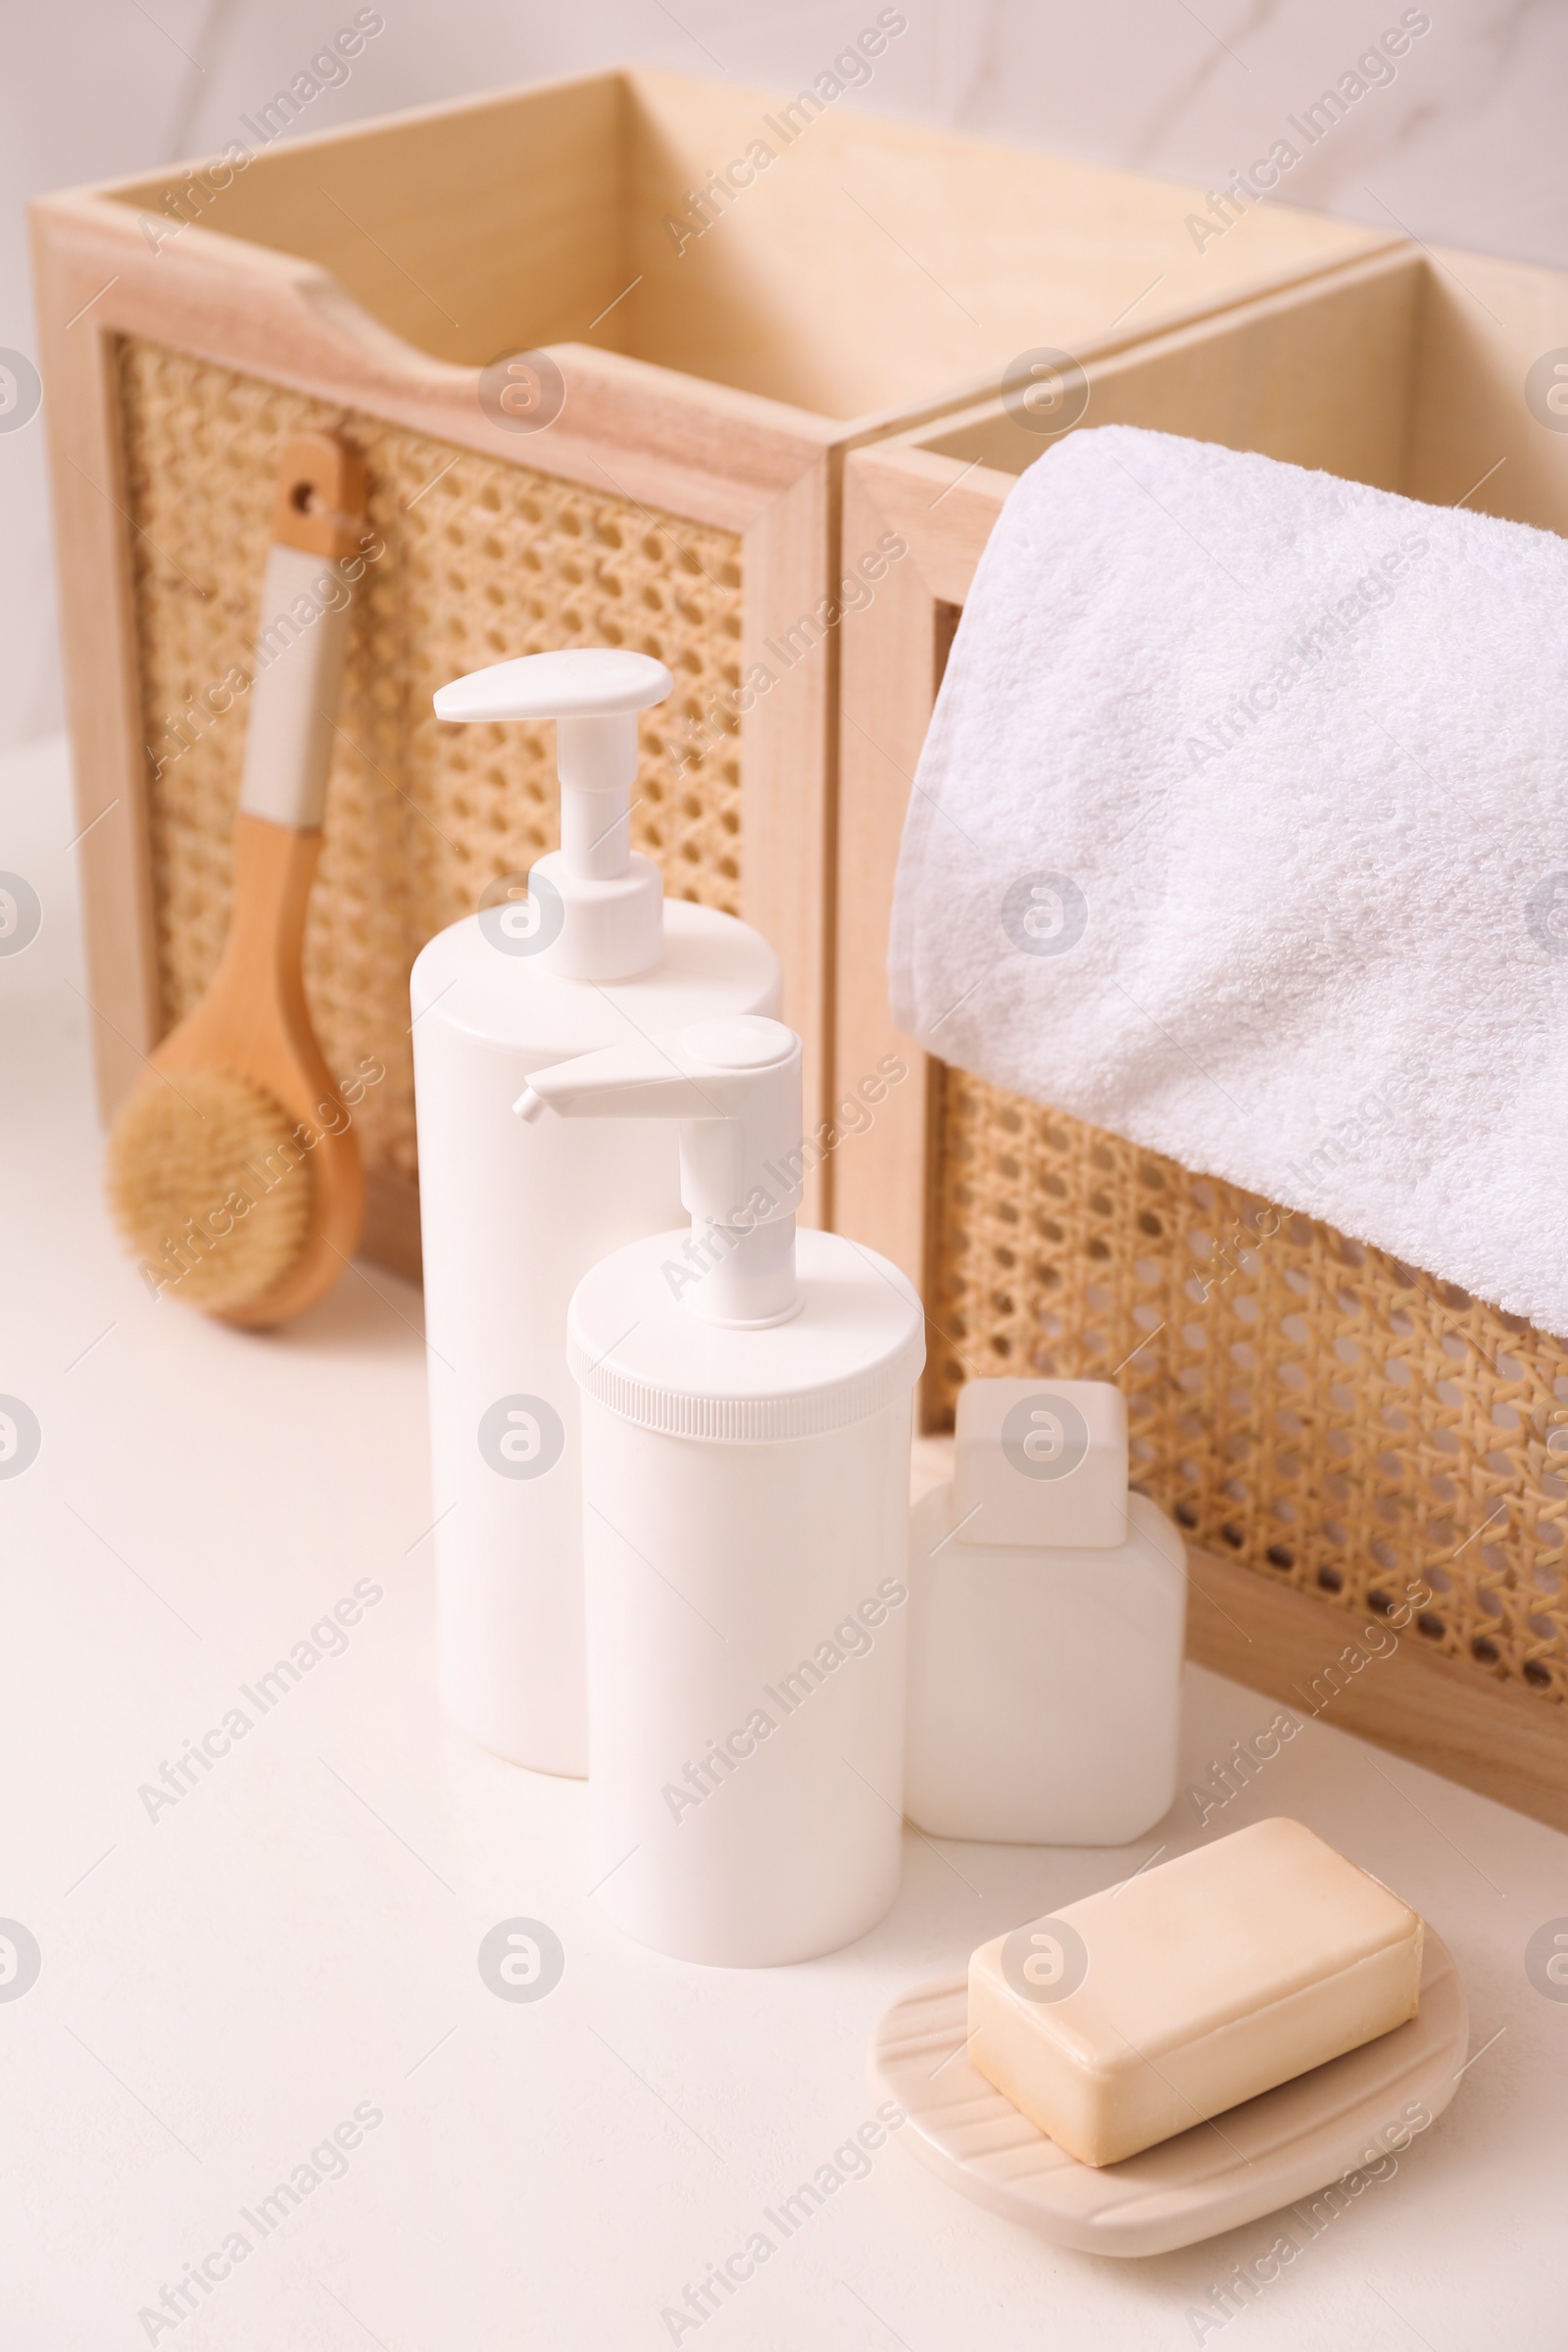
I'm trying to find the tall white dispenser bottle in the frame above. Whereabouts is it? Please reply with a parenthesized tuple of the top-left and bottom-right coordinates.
(519, 1015, 925, 1967)
(411, 652, 780, 1775)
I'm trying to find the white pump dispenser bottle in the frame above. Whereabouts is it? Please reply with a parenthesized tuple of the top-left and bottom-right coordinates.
(519, 1015, 925, 1967)
(411, 652, 780, 1776)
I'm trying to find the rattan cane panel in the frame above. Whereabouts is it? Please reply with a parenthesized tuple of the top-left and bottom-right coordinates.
(928, 1068, 1568, 1704)
(118, 339, 744, 1186)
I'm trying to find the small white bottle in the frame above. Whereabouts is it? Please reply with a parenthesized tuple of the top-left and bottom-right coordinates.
(906, 1378, 1187, 1845)
(518, 1015, 925, 1967)
(411, 652, 780, 1776)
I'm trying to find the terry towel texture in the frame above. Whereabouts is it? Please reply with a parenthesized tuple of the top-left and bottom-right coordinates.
(889, 425, 1568, 1336)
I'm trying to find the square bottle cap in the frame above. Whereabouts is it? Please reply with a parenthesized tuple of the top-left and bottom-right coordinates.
(954, 1377, 1129, 1548)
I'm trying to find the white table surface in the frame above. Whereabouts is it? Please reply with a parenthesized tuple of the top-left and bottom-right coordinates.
(4, 734, 1566, 2351)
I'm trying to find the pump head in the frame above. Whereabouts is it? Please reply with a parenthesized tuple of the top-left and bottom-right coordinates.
(516, 1015, 805, 1327)
(433, 647, 672, 981)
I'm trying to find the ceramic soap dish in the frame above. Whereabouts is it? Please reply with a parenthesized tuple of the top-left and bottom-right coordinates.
(869, 1928, 1467, 2257)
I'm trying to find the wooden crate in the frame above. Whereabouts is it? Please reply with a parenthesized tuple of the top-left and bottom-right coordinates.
(29, 65, 1390, 1270)
(837, 241, 1568, 1830)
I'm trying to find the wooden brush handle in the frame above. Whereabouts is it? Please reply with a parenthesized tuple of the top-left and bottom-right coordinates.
(238, 431, 368, 831)
(221, 812, 322, 1028)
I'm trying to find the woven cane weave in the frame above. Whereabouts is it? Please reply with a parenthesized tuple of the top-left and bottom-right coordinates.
(117, 338, 744, 1190)
(927, 1067, 1568, 1703)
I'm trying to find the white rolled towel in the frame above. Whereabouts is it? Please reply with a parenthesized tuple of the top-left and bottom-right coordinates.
(889, 424, 1568, 1334)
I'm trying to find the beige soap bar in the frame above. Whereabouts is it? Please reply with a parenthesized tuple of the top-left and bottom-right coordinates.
(968, 1817, 1422, 2168)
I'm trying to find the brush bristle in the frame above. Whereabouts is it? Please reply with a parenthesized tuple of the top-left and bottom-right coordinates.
(107, 1068, 314, 1313)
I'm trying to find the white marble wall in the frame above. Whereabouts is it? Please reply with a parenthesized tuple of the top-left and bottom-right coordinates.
(3, 0, 1564, 752)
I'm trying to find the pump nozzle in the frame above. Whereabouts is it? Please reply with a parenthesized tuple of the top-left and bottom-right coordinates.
(517, 1016, 805, 1327)
(433, 647, 672, 981)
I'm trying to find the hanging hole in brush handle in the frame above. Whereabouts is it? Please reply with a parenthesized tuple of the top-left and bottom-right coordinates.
(270, 428, 368, 559)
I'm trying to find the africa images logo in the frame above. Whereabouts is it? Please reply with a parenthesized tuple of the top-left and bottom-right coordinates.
(1000, 1390, 1091, 1483)
(477, 1396, 565, 1480)
(1000, 1916, 1090, 2003)
(1526, 871, 1568, 956)
(1002, 870, 1089, 956)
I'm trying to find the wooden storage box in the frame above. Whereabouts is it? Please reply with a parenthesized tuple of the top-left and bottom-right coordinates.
(29, 65, 1389, 1268)
(838, 240, 1568, 1829)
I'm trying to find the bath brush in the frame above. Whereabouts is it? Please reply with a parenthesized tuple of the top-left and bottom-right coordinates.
(107, 430, 368, 1326)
